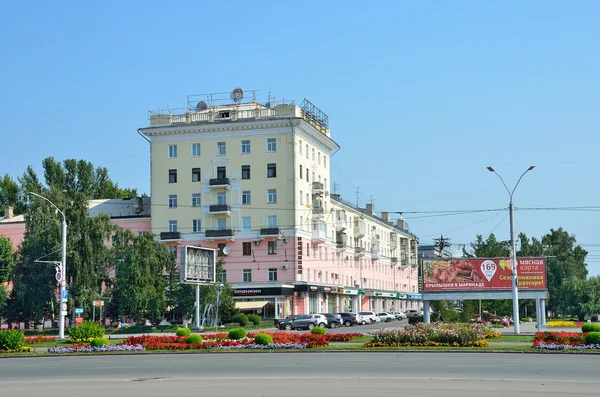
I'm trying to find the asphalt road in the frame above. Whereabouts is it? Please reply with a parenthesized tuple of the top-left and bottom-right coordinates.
(1, 353, 598, 396)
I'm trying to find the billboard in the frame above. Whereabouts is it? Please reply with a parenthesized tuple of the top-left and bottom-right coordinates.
(422, 257, 546, 292)
(180, 246, 216, 285)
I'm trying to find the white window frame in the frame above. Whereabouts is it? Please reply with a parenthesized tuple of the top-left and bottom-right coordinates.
(168, 194, 177, 208)
(217, 192, 226, 205)
(300, 190, 303, 205)
(191, 193, 201, 207)
(305, 144, 309, 158)
(299, 140, 302, 154)
(217, 218, 227, 229)
(217, 142, 226, 156)
(243, 269, 252, 283)
(168, 220, 178, 232)
(192, 219, 201, 232)
(242, 217, 251, 231)
(268, 215, 277, 228)
(241, 140, 251, 154)
(268, 268, 278, 281)
(191, 143, 201, 157)
(267, 189, 277, 204)
(242, 191, 251, 205)
(168, 145, 177, 158)
(267, 138, 276, 153)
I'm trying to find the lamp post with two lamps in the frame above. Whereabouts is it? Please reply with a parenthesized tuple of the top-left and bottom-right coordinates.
(486, 165, 535, 334)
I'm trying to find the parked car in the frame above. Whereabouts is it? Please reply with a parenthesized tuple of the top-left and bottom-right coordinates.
(358, 311, 379, 324)
(277, 314, 318, 330)
(337, 312, 361, 327)
(405, 309, 424, 317)
(390, 311, 407, 320)
(320, 313, 342, 328)
(376, 312, 396, 322)
(312, 314, 329, 328)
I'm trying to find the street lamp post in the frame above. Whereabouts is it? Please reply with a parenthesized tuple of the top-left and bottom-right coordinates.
(486, 165, 535, 334)
(29, 192, 67, 340)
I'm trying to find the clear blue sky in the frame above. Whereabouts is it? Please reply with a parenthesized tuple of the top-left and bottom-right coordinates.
(2, 1, 599, 274)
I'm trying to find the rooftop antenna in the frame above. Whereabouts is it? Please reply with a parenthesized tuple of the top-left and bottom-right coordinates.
(356, 187, 360, 208)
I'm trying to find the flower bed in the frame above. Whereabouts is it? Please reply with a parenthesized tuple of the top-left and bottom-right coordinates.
(24, 335, 57, 345)
(533, 331, 585, 347)
(534, 342, 600, 351)
(364, 323, 489, 348)
(547, 321, 577, 328)
(48, 344, 145, 354)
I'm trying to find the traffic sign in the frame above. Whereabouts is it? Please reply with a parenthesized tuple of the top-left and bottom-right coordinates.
(61, 290, 68, 300)
(61, 302, 67, 312)
(55, 272, 62, 282)
(93, 300, 104, 307)
(75, 308, 84, 314)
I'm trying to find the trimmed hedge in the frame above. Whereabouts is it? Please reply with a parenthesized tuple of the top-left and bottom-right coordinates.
(90, 338, 110, 347)
(176, 327, 191, 337)
(311, 326, 326, 335)
(228, 328, 247, 340)
(254, 333, 273, 345)
(584, 331, 600, 345)
(186, 335, 203, 344)
(247, 314, 261, 326)
(232, 313, 249, 326)
(582, 323, 600, 333)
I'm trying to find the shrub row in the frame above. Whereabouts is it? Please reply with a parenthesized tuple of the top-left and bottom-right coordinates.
(582, 323, 600, 333)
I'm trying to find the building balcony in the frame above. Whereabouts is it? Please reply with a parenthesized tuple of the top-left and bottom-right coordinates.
(312, 206, 324, 218)
(354, 217, 366, 238)
(205, 229, 234, 239)
(209, 178, 231, 189)
(354, 247, 365, 257)
(311, 228, 327, 243)
(371, 247, 380, 260)
(400, 257, 409, 267)
(391, 257, 398, 264)
(312, 182, 324, 193)
(260, 227, 280, 236)
(209, 204, 231, 215)
(336, 241, 350, 253)
(159, 232, 181, 241)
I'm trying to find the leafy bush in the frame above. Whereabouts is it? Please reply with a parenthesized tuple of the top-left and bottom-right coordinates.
(408, 316, 423, 325)
(311, 326, 326, 335)
(186, 335, 203, 344)
(232, 313, 249, 327)
(68, 321, 105, 343)
(90, 338, 110, 347)
(366, 323, 488, 347)
(581, 323, 600, 333)
(228, 328, 247, 340)
(584, 332, 600, 345)
(247, 314, 261, 326)
(176, 327, 191, 337)
(254, 333, 273, 345)
(0, 330, 25, 351)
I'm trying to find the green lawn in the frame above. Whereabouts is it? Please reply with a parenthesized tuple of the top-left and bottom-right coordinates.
(496, 335, 535, 342)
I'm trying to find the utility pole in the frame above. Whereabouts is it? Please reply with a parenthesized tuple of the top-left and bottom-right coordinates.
(356, 187, 360, 208)
(433, 235, 451, 258)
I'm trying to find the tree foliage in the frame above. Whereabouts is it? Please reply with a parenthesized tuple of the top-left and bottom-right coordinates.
(558, 276, 600, 321)
(0, 236, 15, 283)
(0, 174, 25, 217)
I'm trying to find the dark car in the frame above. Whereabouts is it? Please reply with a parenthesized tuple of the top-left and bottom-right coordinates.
(278, 314, 318, 331)
(320, 313, 342, 328)
(337, 312, 361, 327)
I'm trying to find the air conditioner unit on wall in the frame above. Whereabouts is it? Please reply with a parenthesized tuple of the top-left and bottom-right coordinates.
(253, 240, 261, 246)
(282, 264, 289, 270)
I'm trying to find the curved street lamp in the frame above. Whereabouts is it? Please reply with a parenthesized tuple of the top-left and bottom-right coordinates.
(29, 192, 67, 340)
(486, 166, 535, 334)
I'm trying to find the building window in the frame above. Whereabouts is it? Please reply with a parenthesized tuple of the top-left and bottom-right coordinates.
(217, 218, 226, 229)
(168, 145, 177, 158)
(217, 142, 226, 155)
(216, 166, 226, 179)
(192, 193, 201, 207)
(269, 267, 278, 281)
(192, 168, 201, 182)
(299, 140, 302, 154)
(220, 270, 226, 283)
(168, 194, 177, 208)
(168, 220, 177, 232)
(192, 219, 201, 232)
(306, 193, 309, 204)
(268, 241, 277, 255)
(268, 215, 277, 228)
(306, 169, 309, 182)
(242, 242, 252, 256)
(324, 156, 327, 168)
(300, 191, 303, 205)
(300, 216, 303, 228)
(242, 217, 251, 231)
(243, 269, 252, 282)
(267, 138, 276, 152)
(191, 143, 200, 157)
(305, 144, 309, 158)
(299, 165, 303, 179)
(242, 165, 250, 179)
(318, 152, 321, 165)
(312, 148, 315, 161)
(324, 178, 327, 189)
(267, 189, 277, 204)
(217, 192, 226, 205)
(267, 163, 276, 178)
(169, 169, 177, 183)
(241, 140, 250, 154)
(312, 171, 315, 182)
(242, 191, 251, 205)
(168, 245, 177, 259)
(217, 243, 226, 256)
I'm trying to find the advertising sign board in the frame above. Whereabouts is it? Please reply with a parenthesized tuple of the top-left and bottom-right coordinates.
(180, 246, 216, 285)
(422, 257, 546, 292)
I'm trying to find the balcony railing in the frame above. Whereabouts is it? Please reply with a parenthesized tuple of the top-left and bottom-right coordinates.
(311, 228, 327, 243)
(209, 178, 231, 188)
(205, 229, 234, 238)
(160, 232, 181, 241)
(312, 182, 324, 192)
(371, 247, 380, 260)
(391, 257, 398, 264)
(354, 218, 366, 238)
(260, 227, 280, 236)
(209, 204, 231, 214)
(354, 247, 365, 256)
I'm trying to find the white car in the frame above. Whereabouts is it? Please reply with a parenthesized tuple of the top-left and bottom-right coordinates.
(376, 312, 396, 322)
(358, 311, 380, 324)
(391, 311, 407, 320)
(312, 314, 328, 328)
(405, 309, 424, 317)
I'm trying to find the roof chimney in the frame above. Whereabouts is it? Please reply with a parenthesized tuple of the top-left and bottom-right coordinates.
(4, 205, 14, 219)
(366, 203, 374, 216)
(381, 211, 389, 223)
(135, 198, 144, 215)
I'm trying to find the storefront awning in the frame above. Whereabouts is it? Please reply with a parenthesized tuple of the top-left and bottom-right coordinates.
(235, 301, 270, 310)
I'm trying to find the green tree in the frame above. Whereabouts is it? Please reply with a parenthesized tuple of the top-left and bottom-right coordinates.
(558, 276, 600, 321)
(110, 230, 171, 321)
(0, 236, 15, 283)
(0, 285, 8, 318)
(0, 174, 25, 217)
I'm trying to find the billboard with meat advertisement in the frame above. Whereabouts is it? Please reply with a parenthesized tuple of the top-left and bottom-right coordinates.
(422, 257, 546, 291)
